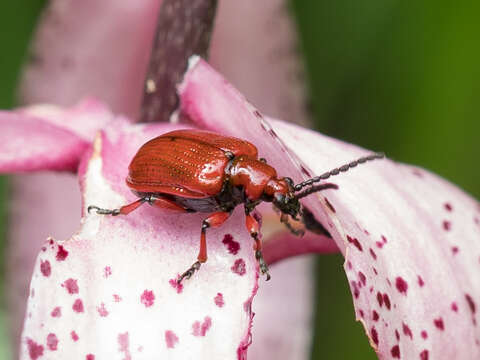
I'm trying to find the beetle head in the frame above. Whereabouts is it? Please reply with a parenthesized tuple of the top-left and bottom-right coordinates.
(265, 177, 301, 219)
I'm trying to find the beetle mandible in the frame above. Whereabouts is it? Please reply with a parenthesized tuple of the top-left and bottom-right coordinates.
(88, 129, 384, 283)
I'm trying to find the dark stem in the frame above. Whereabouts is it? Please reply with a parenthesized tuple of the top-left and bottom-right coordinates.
(139, 0, 218, 123)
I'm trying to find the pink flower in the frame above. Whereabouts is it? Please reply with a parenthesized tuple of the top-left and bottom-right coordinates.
(2, 56, 479, 359)
(2, 1, 480, 359)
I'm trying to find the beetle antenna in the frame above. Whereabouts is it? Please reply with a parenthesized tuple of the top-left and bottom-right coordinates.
(294, 152, 385, 192)
(296, 183, 339, 199)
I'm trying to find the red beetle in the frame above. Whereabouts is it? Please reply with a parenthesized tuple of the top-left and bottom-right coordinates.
(88, 129, 384, 283)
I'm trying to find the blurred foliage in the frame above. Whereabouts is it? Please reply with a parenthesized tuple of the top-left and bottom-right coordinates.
(0, 1, 479, 359)
(289, 0, 480, 359)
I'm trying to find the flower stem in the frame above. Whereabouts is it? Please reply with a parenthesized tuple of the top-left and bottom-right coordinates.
(140, 0, 218, 123)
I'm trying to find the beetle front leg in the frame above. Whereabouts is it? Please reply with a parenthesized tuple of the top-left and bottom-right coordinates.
(245, 211, 271, 281)
(178, 211, 231, 284)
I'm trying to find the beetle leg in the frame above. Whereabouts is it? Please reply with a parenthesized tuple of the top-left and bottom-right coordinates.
(88, 198, 147, 216)
(245, 212, 271, 281)
(178, 211, 231, 284)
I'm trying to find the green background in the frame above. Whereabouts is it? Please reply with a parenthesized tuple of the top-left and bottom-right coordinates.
(0, 1, 479, 359)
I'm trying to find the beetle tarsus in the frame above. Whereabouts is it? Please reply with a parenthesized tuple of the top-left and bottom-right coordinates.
(87, 205, 120, 216)
(178, 261, 202, 284)
(255, 250, 271, 281)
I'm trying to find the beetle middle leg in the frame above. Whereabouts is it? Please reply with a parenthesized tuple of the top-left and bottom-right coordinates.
(245, 211, 271, 281)
(178, 211, 231, 284)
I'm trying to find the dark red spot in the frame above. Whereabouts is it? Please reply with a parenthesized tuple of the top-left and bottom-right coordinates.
(403, 323, 413, 339)
(325, 198, 336, 213)
(231, 259, 246, 276)
(369, 248, 377, 260)
(451, 302, 458, 312)
(72, 299, 84, 313)
(391, 345, 400, 358)
(27, 338, 44, 359)
(442, 220, 451, 231)
(192, 316, 212, 336)
(47, 333, 58, 351)
(373, 267, 378, 275)
(113, 294, 122, 302)
(451, 246, 459, 255)
(434, 317, 444, 330)
(383, 293, 391, 310)
(377, 292, 384, 307)
(370, 327, 379, 345)
(118, 332, 131, 360)
(421, 330, 428, 339)
(169, 278, 184, 294)
(420, 349, 429, 360)
(347, 235, 363, 251)
(51, 307, 61, 318)
(71, 331, 79, 341)
(40, 260, 51, 277)
(86, 355, 95, 360)
(465, 294, 476, 314)
(444, 203, 453, 211)
(363, 229, 370, 235)
(376, 241, 384, 248)
(165, 330, 179, 349)
(222, 234, 240, 255)
(417, 275, 425, 287)
(214, 293, 224, 307)
(351, 281, 360, 299)
(347, 261, 352, 270)
(97, 303, 109, 317)
(395, 329, 400, 341)
(412, 169, 423, 177)
(358, 272, 367, 286)
(56, 245, 69, 261)
(62, 278, 79, 294)
(372, 310, 379, 321)
(253, 110, 262, 118)
(359, 309, 364, 318)
(395, 277, 408, 295)
(140, 290, 155, 307)
(381, 235, 388, 243)
(104, 266, 112, 277)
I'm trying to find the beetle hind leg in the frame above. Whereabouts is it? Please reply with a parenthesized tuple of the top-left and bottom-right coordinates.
(178, 211, 231, 284)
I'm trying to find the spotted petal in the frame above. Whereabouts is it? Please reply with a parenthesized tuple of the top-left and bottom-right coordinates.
(20, 121, 259, 359)
(179, 58, 480, 359)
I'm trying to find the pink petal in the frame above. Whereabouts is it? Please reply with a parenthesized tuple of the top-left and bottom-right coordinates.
(210, 0, 308, 125)
(21, 123, 259, 359)
(20, 0, 162, 119)
(0, 100, 116, 173)
(0, 111, 87, 172)
(178, 58, 480, 358)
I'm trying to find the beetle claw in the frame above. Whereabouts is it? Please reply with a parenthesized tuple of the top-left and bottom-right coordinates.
(177, 261, 202, 284)
(87, 205, 120, 216)
(255, 250, 271, 281)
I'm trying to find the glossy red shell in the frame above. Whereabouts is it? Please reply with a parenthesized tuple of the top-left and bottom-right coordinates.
(126, 130, 259, 198)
